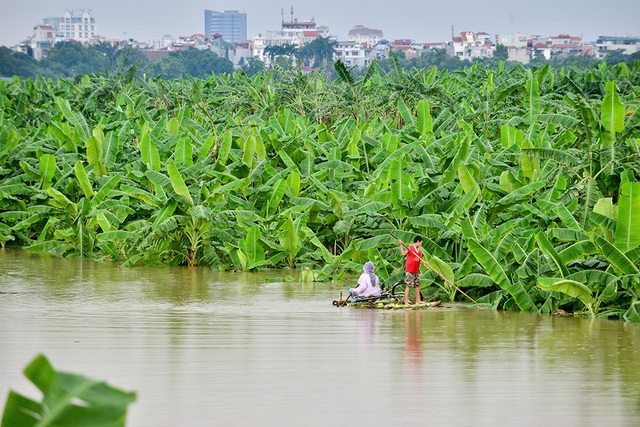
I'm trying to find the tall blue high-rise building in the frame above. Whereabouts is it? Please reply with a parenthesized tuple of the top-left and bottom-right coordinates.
(204, 10, 247, 42)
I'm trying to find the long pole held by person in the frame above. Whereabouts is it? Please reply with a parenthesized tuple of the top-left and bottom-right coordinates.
(388, 232, 481, 308)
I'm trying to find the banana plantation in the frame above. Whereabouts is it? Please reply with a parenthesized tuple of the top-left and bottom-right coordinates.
(1, 60, 640, 321)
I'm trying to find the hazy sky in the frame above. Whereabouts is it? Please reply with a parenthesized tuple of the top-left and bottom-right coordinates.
(1, 0, 638, 47)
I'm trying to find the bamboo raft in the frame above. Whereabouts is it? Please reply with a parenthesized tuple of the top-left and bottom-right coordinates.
(332, 293, 443, 310)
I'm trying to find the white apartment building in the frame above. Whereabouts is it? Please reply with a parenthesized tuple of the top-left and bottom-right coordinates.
(251, 17, 331, 64)
(496, 33, 530, 64)
(44, 10, 97, 43)
(30, 24, 56, 60)
(594, 36, 640, 59)
(347, 26, 384, 47)
(531, 34, 585, 60)
(333, 41, 371, 67)
(451, 31, 494, 60)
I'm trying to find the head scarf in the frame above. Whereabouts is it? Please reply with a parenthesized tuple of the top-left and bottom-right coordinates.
(363, 261, 379, 289)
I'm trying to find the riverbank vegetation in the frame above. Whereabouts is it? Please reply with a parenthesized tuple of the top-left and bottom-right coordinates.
(1, 59, 639, 320)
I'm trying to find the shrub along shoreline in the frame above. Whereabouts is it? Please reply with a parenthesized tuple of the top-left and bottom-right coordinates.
(1, 61, 639, 320)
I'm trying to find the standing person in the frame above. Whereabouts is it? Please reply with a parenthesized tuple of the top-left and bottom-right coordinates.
(349, 261, 381, 302)
(399, 236, 425, 305)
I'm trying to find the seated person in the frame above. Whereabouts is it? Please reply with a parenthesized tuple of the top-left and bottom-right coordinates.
(349, 261, 381, 302)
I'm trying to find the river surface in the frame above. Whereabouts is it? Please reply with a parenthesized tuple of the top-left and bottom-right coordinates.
(0, 249, 639, 426)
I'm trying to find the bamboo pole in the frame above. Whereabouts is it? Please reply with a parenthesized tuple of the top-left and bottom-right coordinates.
(388, 231, 481, 308)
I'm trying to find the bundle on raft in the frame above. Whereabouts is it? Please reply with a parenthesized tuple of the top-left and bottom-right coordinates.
(332, 294, 443, 310)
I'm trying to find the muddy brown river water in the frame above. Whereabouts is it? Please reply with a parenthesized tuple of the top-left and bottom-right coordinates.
(1, 250, 639, 426)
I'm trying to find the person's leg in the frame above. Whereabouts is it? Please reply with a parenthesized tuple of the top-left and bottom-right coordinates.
(415, 282, 422, 304)
(404, 286, 411, 305)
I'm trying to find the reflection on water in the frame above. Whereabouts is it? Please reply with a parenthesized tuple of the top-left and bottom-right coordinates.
(1, 249, 639, 426)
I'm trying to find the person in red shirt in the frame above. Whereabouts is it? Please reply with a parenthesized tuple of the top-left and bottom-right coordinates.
(399, 236, 425, 305)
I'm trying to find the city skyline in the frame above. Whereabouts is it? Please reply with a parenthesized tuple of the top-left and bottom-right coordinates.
(0, 0, 638, 47)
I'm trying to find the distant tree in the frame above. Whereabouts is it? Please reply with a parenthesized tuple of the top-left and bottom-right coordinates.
(151, 48, 234, 78)
(94, 41, 121, 69)
(241, 56, 265, 76)
(547, 53, 597, 69)
(603, 49, 631, 65)
(157, 55, 186, 79)
(280, 43, 299, 60)
(529, 54, 548, 68)
(0, 47, 39, 78)
(273, 56, 293, 71)
(301, 36, 336, 68)
(41, 41, 109, 77)
(494, 44, 508, 61)
(392, 49, 406, 60)
(264, 45, 284, 61)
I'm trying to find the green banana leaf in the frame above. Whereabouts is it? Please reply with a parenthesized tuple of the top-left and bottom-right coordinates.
(74, 161, 94, 198)
(556, 204, 581, 231)
(615, 181, 640, 252)
(427, 256, 454, 286)
(535, 231, 569, 277)
(557, 240, 597, 264)
(397, 99, 415, 129)
(594, 235, 639, 275)
(468, 239, 535, 311)
(623, 301, 640, 322)
(467, 239, 511, 291)
(537, 277, 594, 308)
(601, 81, 625, 143)
(86, 128, 106, 177)
(38, 153, 56, 190)
(91, 175, 122, 208)
(242, 225, 265, 266)
(167, 163, 194, 207)
(417, 99, 432, 136)
(102, 131, 121, 171)
(1, 354, 135, 427)
(457, 273, 495, 288)
(267, 179, 288, 216)
(55, 97, 89, 140)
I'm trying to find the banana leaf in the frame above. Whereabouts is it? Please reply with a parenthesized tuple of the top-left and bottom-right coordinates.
(397, 99, 415, 129)
(601, 81, 625, 144)
(623, 301, 640, 322)
(457, 273, 495, 288)
(167, 163, 194, 207)
(556, 204, 581, 231)
(38, 154, 56, 190)
(537, 277, 594, 314)
(615, 181, 640, 252)
(467, 239, 511, 291)
(557, 240, 597, 264)
(593, 235, 639, 275)
(74, 161, 94, 198)
(535, 231, 569, 277)
(1, 354, 135, 427)
(417, 99, 432, 137)
(86, 128, 106, 177)
(427, 256, 454, 285)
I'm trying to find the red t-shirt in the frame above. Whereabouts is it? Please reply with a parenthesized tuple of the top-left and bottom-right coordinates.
(405, 244, 423, 274)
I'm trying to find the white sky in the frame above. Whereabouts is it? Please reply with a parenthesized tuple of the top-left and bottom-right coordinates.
(0, 0, 638, 47)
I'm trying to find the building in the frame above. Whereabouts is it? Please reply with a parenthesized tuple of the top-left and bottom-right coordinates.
(347, 25, 384, 47)
(43, 10, 97, 43)
(204, 10, 247, 42)
(333, 41, 371, 67)
(496, 33, 530, 64)
(595, 35, 640, 59)
(451, 31, 494, 60)
(250, 15, 331, 65)
(390, 39, 419, 58)
(531, 34, 586, 60)
(30, 24, 56, 60)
